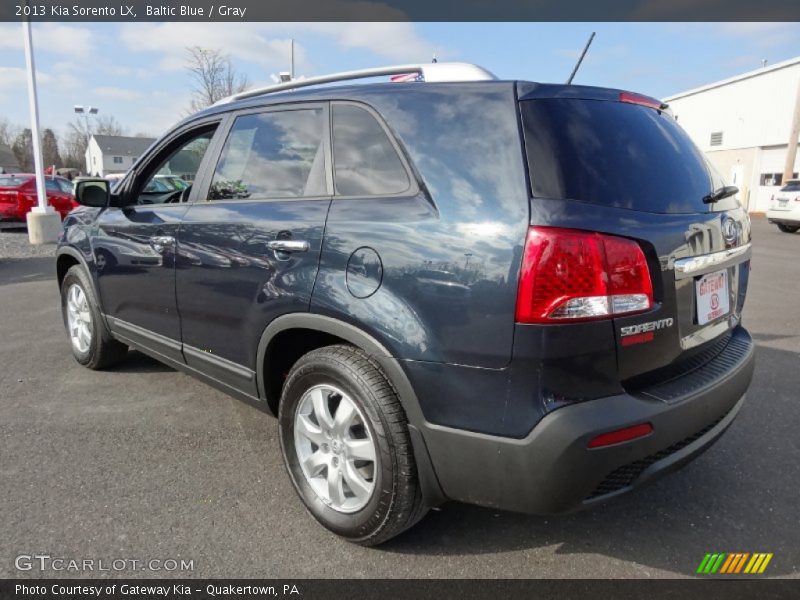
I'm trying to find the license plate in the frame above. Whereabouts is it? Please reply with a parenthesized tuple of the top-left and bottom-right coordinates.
(696, 269, 730, 325)
(779, 199, 789, 207)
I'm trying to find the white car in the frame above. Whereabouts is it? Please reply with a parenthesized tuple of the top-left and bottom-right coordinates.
(766, 179, 800, 233)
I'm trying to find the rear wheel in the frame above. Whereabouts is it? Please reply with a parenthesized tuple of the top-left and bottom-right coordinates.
(278, 344, 427, 546)
(60, 265, 128, 369)
(777, 223, 799, 233)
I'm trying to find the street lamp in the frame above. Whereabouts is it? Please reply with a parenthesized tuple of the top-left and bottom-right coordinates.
(74, 105, 98, 176)
(74, 105, 99, 144)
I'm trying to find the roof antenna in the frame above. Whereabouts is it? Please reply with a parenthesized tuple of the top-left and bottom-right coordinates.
(566, 32, 596, 84)
(432, 53, 437, 64)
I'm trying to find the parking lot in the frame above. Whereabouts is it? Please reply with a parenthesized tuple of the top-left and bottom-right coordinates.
(0, 216, 798, 579)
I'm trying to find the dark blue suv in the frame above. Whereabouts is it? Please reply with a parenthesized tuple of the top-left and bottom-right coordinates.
(57, 63, 755, 545)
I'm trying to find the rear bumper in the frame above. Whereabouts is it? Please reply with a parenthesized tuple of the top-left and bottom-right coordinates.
(420, 326, 754, 514)
(0, 205, 23, 221)
(766, 209, 800, 224)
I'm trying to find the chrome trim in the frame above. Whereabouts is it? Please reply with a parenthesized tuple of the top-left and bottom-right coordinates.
(266, 240, 310, 253)
(673, 244, 751, 280)
(680, 315, 739, 350)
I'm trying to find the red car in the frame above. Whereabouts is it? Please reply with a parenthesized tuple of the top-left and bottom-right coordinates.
(0, 174, 78, 222)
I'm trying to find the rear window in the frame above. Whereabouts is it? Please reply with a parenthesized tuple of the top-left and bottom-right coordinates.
(521, 99, 715, 214)
(781, 181, 800, 192)
(0, 176, 31, 187)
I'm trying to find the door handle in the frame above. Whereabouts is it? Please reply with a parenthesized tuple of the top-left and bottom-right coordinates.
(266, 240, 310, 254)
(149, 235, 176, 253)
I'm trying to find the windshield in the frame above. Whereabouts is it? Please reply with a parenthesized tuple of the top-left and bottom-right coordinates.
(520, 99, 719, 214)
(781, 181, 800, 192)
(0, 175, 32, 187)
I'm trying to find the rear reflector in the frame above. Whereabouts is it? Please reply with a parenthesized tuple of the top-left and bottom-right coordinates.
(515, 227, 653, 324)
(587, 423, 654, 449)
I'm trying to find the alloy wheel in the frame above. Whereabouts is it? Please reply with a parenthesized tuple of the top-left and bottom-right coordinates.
(293, 384, 378, 513)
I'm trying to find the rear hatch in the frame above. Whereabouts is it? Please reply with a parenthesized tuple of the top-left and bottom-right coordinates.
(517, 83, 751, 384)
(771, 180, 800, 211)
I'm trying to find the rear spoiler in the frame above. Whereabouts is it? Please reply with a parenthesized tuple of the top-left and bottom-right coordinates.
(517, 82, 670, 114)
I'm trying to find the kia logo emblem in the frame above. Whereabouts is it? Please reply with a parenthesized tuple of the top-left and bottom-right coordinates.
(721, 216, 738, 245)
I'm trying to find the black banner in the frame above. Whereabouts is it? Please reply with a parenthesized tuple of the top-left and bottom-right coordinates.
(1, 580, 799, 600)
(1, 0, 799, 22)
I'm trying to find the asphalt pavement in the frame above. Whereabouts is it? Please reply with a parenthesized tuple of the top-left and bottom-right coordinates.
(1, 217, 798, 579)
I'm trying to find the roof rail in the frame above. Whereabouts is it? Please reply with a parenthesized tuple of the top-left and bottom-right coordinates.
(213, 62, 497, 105)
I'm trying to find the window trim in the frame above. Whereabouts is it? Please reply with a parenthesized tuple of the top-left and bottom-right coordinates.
(197, 102, 334, 205)
(116, 115, 227, 207)
(329, 100, 419, 200)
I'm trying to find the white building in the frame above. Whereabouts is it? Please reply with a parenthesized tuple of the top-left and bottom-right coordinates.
(665, 56, 800, 213)
(85, 134, 155, 177)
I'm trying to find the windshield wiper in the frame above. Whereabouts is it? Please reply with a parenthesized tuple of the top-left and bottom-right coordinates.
(703, 185, 738, 204)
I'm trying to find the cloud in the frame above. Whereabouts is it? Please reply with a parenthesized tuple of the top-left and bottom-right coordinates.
(712, 22, 797, 48)
(92, 86, 144, 101)
(118, 22, 441, 75)
(0, 23, 95, 60)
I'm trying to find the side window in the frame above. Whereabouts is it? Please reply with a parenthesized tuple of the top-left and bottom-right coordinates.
(135, 128, 215, 205)
(44, 178, 60, 192)
(209, 108, 326, 201)
(57, 179, 74, 194)
(331, 103, 410, 197)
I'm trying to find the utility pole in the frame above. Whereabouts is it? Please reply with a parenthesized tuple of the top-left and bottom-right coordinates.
(783, 76, 800, 184)
(22, 12, 61, 244)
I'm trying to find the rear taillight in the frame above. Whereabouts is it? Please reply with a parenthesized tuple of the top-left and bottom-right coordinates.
(515, 227, 653, 324)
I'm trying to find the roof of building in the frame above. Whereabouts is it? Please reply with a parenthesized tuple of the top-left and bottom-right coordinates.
(664, 55, 800, 102)
(0, 143, 20, 170)
(91, 135, 156, 157)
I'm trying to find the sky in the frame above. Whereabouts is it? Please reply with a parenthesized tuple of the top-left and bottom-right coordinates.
(0, 22, 797, 141)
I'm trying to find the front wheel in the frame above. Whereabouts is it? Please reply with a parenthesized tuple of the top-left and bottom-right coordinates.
(777, 223, 799, 233)
(278, 345, 427, 546)
(60, 265, 128, 369)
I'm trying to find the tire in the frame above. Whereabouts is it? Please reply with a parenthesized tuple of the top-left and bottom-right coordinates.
(278, 344, 427, 546)
(777, 223, 799, 233)
(60, 265, 128, 370)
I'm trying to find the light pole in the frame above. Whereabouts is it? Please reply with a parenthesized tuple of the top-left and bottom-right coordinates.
(22, 14, 61, 244)
(74, 105, 98, 175)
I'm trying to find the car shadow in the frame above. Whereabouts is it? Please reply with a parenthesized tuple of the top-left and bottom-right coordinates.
(378, 343, 799, 578)
(113, 350, 176, 374)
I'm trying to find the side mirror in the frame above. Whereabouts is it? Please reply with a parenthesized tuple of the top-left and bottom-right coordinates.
(74, 178, 110, 208)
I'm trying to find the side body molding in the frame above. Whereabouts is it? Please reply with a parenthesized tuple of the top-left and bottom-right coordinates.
(256, 313, 446, 505)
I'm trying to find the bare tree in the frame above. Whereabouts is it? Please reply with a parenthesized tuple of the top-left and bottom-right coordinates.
(0, 118, 21, 149)
(12, 129, 33, 172)
(60, 115, 125, 171)
(185, 46, 249, 112)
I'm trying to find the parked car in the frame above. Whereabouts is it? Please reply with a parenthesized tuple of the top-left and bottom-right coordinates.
(56, 63, 755, 546)
(766, 179, 800, 232)
(0, 174, 77, 222)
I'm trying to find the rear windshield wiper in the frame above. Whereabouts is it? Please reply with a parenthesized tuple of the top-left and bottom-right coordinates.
(703, 185, 738, 204)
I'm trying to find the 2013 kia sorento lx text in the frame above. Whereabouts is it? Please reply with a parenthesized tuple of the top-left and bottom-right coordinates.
(56, 63, 755, 545)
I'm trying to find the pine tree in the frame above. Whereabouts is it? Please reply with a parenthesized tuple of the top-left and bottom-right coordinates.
(41, 128, 62, 170)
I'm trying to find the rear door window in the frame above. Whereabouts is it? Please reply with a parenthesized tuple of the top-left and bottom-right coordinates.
(521, 99, 716, 214)
(331, 103, 410, 197)
(209, 108, 326, 201)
